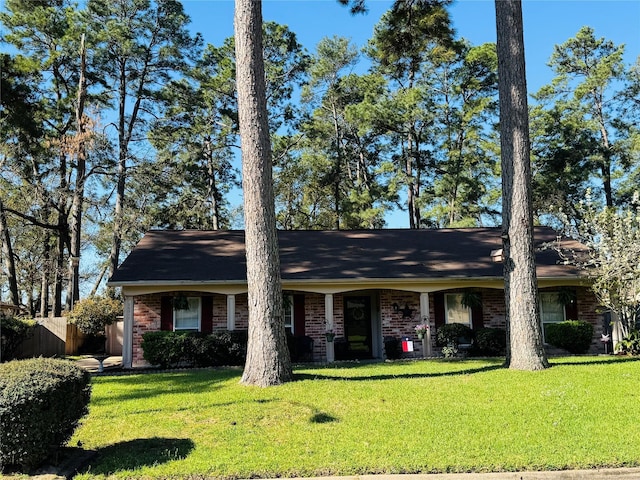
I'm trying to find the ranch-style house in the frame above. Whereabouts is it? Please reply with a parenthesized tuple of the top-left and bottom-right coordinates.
(108, 227, 604, 368)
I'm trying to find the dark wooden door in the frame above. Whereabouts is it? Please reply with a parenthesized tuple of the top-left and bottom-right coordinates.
(343, 296, 372, 359)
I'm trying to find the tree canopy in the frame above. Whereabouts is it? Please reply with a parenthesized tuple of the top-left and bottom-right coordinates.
(0, 0, 637, 315)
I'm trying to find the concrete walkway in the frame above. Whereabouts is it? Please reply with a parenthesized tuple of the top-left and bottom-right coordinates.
(75, 355, 122, 373)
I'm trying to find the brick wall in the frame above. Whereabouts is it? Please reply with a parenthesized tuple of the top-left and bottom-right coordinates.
(380, 290, 422, 339)
(130, 285, 604, 365)
(576, 286, 605, 353)
(132, 294, 162, 366)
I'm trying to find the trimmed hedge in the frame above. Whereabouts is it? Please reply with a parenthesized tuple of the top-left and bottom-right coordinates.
(472, 327, 507, 356)
(0, 358, 91, 471)
(436, 323, 473, 347)
(545, 320, 594, 354)
(142, 331, 248, 368)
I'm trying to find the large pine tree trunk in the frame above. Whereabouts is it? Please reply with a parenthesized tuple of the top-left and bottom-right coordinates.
(68, 33, 87, 309)
(235, 0, 292, 387)
(495, 0, 548, 370)
(0, 199, 19, 306)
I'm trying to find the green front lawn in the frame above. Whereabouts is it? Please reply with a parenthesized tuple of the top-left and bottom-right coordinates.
(73, 357, 640, 479)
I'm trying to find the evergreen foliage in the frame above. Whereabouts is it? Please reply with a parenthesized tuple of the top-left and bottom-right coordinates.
(0, 1, 637, 314)
(545, 320, 594, 354)
(0, 315, 37, 362)
(0, 358, 91, 471)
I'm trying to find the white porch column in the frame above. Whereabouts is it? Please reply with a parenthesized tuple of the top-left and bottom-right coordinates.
(227, 294, 236, 330)
(122, 295, 134, 369)
(420, 293, 432, 357)
(325, 294, 335, 362)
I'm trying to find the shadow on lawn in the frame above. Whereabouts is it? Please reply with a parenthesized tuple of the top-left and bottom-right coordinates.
(551, 356, 640, 367)
(294, 363, 504, 382)
(79, 437, 194, 476)
(91, 369, 241, 405)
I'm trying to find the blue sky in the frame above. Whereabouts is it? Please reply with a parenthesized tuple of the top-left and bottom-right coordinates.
(183, 0, 640, 95)
(181, 0, 639, 229)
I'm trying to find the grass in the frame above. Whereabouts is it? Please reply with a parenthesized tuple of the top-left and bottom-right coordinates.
(71, 356, 640, 479)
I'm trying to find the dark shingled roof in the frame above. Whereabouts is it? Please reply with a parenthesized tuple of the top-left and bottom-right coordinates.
(108, 227, 584, 285)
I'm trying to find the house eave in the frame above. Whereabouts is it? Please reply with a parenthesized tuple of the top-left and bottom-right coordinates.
(112, 274, 589, 297)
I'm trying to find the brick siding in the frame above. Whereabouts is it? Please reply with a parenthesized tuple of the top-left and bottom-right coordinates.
(130, 286, 604, 366)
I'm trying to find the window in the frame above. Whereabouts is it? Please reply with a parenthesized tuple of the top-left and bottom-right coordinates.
(540, 292, 565, 340)
(174, 297, 201, 331)
(445, 293, 471, 326)
(283, 294, 294, 334)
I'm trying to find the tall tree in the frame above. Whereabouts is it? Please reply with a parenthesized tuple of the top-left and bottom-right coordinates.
(235, 0, 292, 386)
(618, 57, 640, 202)
(0, 0, 83, 315)
(147, 23, 307, 230)
(0, 53, 42, 308)
(147, 42, 238, 230)
(532, 27, 629, 208)
(85, 0, 201, 279)
(281, 36, 395, 229)
(67, 33, 88, 307)
(367, 0, 454, 229)
(495, 0, 548, 370)
(421, 41, 500, 227)
(529, 102, 598, 224)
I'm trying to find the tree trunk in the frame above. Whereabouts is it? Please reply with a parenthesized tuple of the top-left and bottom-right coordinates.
(495, 0, 548, 370)
(53, 230, 65, 316)
(204, 137, 221, 230)
(0, 199, 20, 307)
(68, 33, 87, 309)
(235, 0, 292, 386)
(109, 61, 129, 281)
(40, 229, 51, 318)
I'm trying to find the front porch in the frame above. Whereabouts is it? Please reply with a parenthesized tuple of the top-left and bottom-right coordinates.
(121, 284, 604, 368)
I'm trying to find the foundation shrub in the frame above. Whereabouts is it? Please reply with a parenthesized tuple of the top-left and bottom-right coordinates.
(616, 330, 640, 355)
(545, 320, 594, 354)
(0, 358, 91, 472)
(383, 336, 402, 359)
(142, 331, 248, 368)
(472, 328, 507, 356)
(436, 323, 473, 347)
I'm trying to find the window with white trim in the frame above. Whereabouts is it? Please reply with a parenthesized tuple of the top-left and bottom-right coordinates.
(174, 297, 201, 331)
(445, 293, 471, 327)
(540, 292, 565, 341)
(283, 294, 294, 334)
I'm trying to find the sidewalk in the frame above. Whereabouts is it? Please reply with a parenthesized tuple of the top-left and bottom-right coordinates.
(330, 469, 640, 479)
(28, 467, 640, 480)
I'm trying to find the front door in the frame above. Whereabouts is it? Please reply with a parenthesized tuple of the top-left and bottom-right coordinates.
(342, 296, 372, 359)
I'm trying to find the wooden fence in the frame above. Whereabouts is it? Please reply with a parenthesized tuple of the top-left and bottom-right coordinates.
(14, 317, 123, 359)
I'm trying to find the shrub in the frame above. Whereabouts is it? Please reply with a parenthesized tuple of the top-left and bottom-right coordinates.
(441, 344, 458, 358)
(436, 323, 473, 347)
(69, 296, 123, 337)
(0, 358, 91, 472)
(383, 336, 401, 360)
(141, 331, 248, 368)
(0, 315, 36, 362)
(472, 328, 507, 356)
(141, 331, 189, 368)
(616, 330, 640, 355)
(545, 320, 594, 354)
